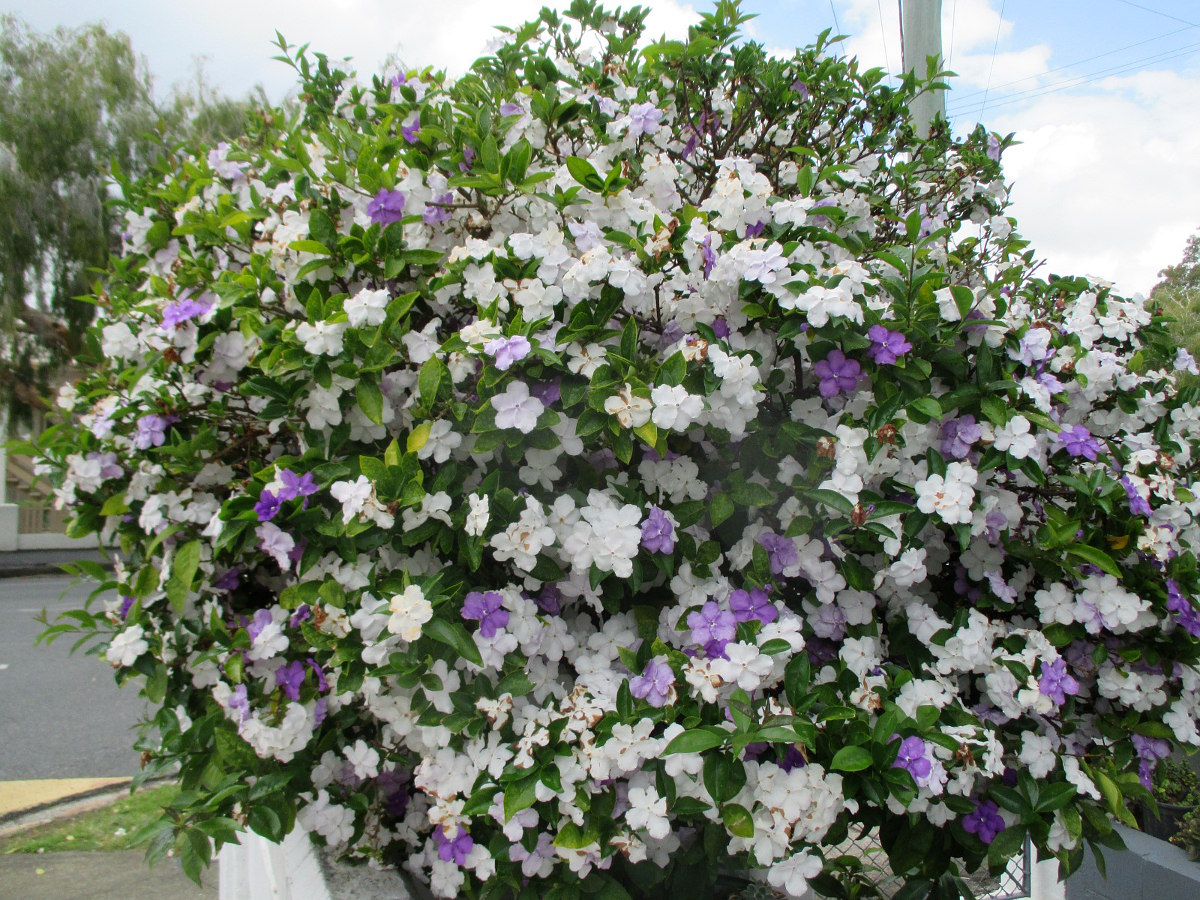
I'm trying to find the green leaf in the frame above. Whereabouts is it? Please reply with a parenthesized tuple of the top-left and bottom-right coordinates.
(424, 618, 483, 667)
(805, 488, 855, 516)
(721, 803, 755, 838)
(710, 492, 735, 527)
(504, 774, 539, 821)
(308, 207, 337, 247)
(418, 358, 443, 407)
(565, 156, 602, 190)
(100, 493, 130, 516)
(1066, 544, 1122, 578)
(662, 727, 726, 755)
(356, 378, 384, 425)
(830, 746, 874, 772)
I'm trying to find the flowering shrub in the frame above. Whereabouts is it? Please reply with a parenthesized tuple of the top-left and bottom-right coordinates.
(35, 2, 1200, 897)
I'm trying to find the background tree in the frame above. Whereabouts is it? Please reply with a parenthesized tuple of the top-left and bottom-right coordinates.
(0, 16, 262, 423)
(1152, 229, 1200, 360)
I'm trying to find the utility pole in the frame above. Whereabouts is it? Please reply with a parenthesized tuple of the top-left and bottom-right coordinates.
(900, 0, 946, 137)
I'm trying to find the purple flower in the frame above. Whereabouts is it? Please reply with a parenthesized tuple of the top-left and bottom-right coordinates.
(254, 489, 283, 523)
(700, 234, 717, 280)
(1056, 425, 1102, 461)
(628, 102, 663, 136)
(1132, 734, 1171, 789)
(459, 145, 475, 173)
(1038, 659, 1080, 706)
(162, 294, 213, 330)
(729, 587, 778, 624)
(134, 414, 169, 450)
(867, 325, 912, 365)
(483, 335, 531, 371)
(962, 799, 1005, 844)
(757, 532, 799, 576)
(119, 595, 136, 618)
(247, 609, 274, 641)
(744, 220, 766, 239)
(530, 378, 561, 406)
(499, 101, 524, 116)
(791, 79, 810, 101)
(1121, 476, 1153, 517)
(629, 657, 675, 708)
(1168, 579, 1200, 639)
(401, 115, 421, 144)
(214, 568, 241, 592)
(275, 660, 306, 701)
(687, 601, 737, 649)
(368, 188, 407, 226)
(892, 736, 932, 781)
(277, 469, 318, 502)
(462, 591, 509, 639)
(779, 744, 807, 772)
(712, 317, 730, 339)
(435, 825, 474, 865)
(536, 584, 562, 615)
(813, 349, 861, 398)
(289, 605, 311, 628)
(987, 133, 1001, 162)
(308, 657, 330, 693)
(939, 415, 982, 460)
(640, 506, 675, 554)
(423, 192, 454, 225)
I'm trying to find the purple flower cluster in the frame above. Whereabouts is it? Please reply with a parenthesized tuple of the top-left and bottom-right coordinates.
(813, 349, 861, 398)
(729, 587, 778, 624)
(1121, 475, 1153, 517)
(462, 591, 509, 638)
(368, 188, 407, 226)
(254, 469, 318, 523)
(1037, 659, 1080, 705)
(962, 799, 1005, 844)
(275, 659, 306, 701)
(867, 325, 912, 365)
(1132, 734, 1171, 789)
(629, 657, 675, 708)
(134, 414, 170, 450)
(640, 506, 675, 554)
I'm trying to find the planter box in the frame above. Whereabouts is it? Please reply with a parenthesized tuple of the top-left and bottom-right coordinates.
(1065, 823, 1200, 900)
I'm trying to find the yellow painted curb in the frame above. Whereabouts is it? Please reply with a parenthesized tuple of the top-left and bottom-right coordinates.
(0, 778, 129, 818)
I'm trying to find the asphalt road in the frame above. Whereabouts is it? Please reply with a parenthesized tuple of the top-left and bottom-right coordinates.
(0, 575, 147, 781)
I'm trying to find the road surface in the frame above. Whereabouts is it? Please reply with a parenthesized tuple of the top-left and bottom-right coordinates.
(0, 575, 146, 782)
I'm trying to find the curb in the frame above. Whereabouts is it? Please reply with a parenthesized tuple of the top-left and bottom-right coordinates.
(0, 776, 173, 835)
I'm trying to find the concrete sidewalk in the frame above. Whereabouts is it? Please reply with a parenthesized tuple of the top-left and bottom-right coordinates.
(0, 548, 109, 579)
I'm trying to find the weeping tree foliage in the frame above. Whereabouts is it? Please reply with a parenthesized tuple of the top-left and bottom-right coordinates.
(0, 16, 263, 422)
(1153, 230, 1200, 361)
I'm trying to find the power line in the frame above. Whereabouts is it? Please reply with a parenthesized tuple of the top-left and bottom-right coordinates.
(948, 41, 1200, 117)
(951, 23, 1196, 104)
(877, 0, 894, 78)
(978, 0, 1008, 123)
(828, 0, 841, 36)
(947, 0, 959, 68)
(1112, 0, 1200, 29)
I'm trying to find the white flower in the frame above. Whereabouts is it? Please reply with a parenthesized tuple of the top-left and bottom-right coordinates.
(650, 384, 703, 431)
(491, 497, 556, 572)
(625, 783, 671, 839)
(604, 383, 652, 429)
(105, 625, 148, 667)
(344, 288, 389, 327)
(915, 462, 977, 525)
(388, 585, 433, 641)
(295, 320, 347, 355)
(993, 416, 1037, 459)
(101, 323, 140, 359)
(712, 642, 774, 691)
(465, 493, 490, 537)
(491, 382, 544, 433)
(416, 419, 463, 464)
(768, 851, 823, 898)
(344, 739, 381, 780)
(330, 476, 373, 523)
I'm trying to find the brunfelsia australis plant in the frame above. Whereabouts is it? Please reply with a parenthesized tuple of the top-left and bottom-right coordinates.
(33, 1, 1200, 896)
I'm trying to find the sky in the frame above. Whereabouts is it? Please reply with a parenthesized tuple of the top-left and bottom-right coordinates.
(6, 0, 1200, 295)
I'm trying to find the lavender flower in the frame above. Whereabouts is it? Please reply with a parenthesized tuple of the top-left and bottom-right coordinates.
(700, 234, 717, 280)
(962, 799, 1005, 844)
(813, 349, 861, 398)
(118, 595, 136, 618)
(629, 657, 675, 707)
(498, 101, 524, 117)
(1121, 475, 1153, 517)
(423, 192, 454, 225)
(308, 657, 330, 693)
(757, 532, 799, 576)
(277, 469, 318, 502)
(867, 325, 912, 365)
(640, 506, 675, 554)
(627, 102, 663, 136)
(1056, 425, 1102, 461)
(939, 415, 981, 460)
(892, 736, 932, 781)
(368, 188, 407, 226)
(462, 590, 509, 638)
(687, 601, 737, 648)
(401, 115, 421, 144)
(1132, 734, 1171, 789)
(134, 414, 170, 450)
(483, 335, 531, 371)
(729, 587, 778, 624)
(228, 684, 250, 723)
(1167, 579, 1200, 638)
(162, 294, 213, 330)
